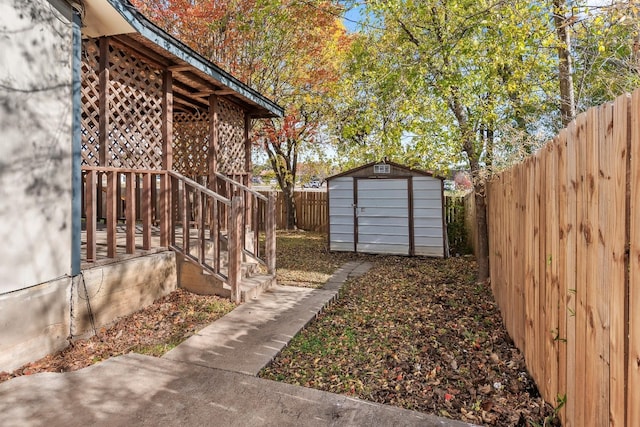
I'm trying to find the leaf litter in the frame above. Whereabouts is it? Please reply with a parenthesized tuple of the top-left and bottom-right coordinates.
(261, 233, 559, 426)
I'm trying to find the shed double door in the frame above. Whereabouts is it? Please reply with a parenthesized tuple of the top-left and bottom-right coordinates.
(355, 178, 410, 255)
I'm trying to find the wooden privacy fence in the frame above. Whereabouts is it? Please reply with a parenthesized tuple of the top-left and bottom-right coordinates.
(486, 91, 640, 426)
(258, 191, 328, 232)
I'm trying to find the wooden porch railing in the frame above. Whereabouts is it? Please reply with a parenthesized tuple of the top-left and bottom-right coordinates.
(82, 166, 169, 261)
(215, 172, 276, 274)
(166, 171, 232, 282)
(81, 166, 276, 302)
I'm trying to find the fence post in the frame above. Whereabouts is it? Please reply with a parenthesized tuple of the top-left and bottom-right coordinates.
(266, 192, 277, 275)
(229, 196, 243, 304)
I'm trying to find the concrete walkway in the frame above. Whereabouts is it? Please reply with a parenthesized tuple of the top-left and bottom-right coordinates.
(0, 261, 475, 427)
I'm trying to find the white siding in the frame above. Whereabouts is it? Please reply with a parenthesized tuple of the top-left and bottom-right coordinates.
(413, 177, 445, 257)
(0, 0, 73, 293)
(356, 179, 409, 255)
(328, 177, 354, 251)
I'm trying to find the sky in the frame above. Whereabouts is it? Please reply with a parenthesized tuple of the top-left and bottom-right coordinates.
(343, 3, 365, 33)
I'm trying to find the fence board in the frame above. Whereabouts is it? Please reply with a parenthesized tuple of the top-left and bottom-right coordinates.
(564, 120, 578, 426)
(556, 129, 568, 423)
(545, 142, 559, 401)
(607, 94, 629, 427)
(628, 90, 640, 427)
(514, 165, 525, 349)
(258, 191, 328, 232)
(504, 170, 513, 339)
(535, 152, 545, 388)
(586, 105, 606, 424)
(574, 111, 588, 426)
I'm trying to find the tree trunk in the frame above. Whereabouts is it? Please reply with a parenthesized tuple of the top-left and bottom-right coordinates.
(473, 181, 490, 282)
(282, 183, 297, 230)
(453, 96, 490, 283)
(553, 0, 576, 126)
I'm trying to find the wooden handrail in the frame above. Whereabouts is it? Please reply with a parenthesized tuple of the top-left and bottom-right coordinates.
(169, 170, 231, 205)
(215, 171, 267, 201)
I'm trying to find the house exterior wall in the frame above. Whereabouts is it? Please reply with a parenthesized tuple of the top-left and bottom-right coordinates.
(0, 0, 73, 294)
(0, 251, 178, 372)
(0, 275, 71, 372)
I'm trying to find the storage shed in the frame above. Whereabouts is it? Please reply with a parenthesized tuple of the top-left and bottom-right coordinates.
(327, 161, 448, 257)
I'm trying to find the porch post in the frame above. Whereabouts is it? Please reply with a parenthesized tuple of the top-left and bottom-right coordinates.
(229, 196, 244, 304)
(244, 114, 252, 233)
(266, 192, 277, 275)
(209, 94, 221, 238)
(244, 113, 252, 186)
(96, 37, 110, 227)
(161, 69, 173, 246)
(98, 37, 109, 167)
(208, 94, 219, 190)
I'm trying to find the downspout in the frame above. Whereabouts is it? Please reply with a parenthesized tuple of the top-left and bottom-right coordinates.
(71, 7, 82, 276)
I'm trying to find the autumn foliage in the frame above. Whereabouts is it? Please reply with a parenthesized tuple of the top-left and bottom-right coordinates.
(132, 0, 352, 228)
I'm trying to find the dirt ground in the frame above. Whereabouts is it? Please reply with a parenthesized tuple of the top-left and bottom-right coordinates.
(0, 232, 558, 426)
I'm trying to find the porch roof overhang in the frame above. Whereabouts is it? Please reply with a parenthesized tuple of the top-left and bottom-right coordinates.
(80, 0, 284, 119)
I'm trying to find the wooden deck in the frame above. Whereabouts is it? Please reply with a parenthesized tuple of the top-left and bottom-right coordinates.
(81, 224, 217, 269)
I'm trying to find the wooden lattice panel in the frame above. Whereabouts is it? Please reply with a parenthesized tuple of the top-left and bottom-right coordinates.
(107, 43, 164, 170)
(81, 38, 100, 166)
(174, 111, 209, 177)
(217, 98, 246, 175)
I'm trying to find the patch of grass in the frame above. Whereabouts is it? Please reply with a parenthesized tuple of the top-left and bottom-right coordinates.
(0, 289, 236, 383)
(275, 231, 360, 288)
(131, 334, 185, 357)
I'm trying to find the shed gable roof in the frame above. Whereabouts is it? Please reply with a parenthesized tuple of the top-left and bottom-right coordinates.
(327, 161, 444, 180)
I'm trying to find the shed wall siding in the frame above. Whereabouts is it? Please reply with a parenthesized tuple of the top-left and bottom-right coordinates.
(413, 177, 445, 257)
(0, 0, 73, 293)
(328, 177, 354, 251)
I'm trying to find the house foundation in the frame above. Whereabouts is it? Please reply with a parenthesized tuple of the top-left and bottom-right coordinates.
(0, 251, 177, 372)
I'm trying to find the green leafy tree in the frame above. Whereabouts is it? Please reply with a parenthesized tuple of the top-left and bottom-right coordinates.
(338, 0, 557, 280)
(572, 1, 640, 111)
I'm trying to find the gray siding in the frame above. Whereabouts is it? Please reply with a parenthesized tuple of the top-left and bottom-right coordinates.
(328, 168, 446, 257)
(413, 177, 445, 257)
(328, 177, 354, 251)
(356, 179, 409, 255)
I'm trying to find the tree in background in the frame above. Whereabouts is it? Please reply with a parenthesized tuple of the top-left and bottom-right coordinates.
(336, 0, 557, 280)
(572, 1, 640, 112)
(334, 0, 640, 280)
(134, 0, 351, 229)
